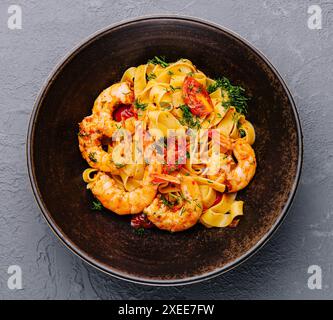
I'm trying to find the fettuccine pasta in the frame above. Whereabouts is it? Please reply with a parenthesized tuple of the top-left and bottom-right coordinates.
(78, 57, 256, 232)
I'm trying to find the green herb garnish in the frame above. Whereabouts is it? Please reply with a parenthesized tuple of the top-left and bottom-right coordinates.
(160, 194, 175, 208)
(160, 101, 172, 110)
(134, 227, 145, 236)
(88, 152, 97, 163)
(169, 85, 181, 92)
(146, 72, 156, 81)
(178, 104, 201, 129)
(193, 199, 202, 209)
(207, 77, 248, 114)
(134, 99, 147, 111)
(239, 128, 246, 138)
(148, 56, 169, 68)
(92, 200, 103, 211)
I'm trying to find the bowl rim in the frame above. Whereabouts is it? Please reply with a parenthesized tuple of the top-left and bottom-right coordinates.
(27, 14, 303, 286)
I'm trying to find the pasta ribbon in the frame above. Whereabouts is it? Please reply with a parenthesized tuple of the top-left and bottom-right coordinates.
(200, 193, 244, 228)
(83, 168, 98, 183)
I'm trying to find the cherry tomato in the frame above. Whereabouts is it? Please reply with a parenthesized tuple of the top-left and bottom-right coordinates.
(182, 76, 214, 117)
(131, 213, 154, 229)
(113, 104, 135, 122)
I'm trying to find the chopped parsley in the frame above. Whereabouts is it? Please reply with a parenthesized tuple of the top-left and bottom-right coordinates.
(134, 227, 145, 236)
(178, 104, 201, 129)
(232, 112, 240, 126)
(169, 85, 181, 92)
(148, 56, 169, 68)
(207, 77, 248, 114)
(146, 72, 156, 81)
(160, 194, 175, 208)
(115, 163, 126, 169)
(88, 152, 97, 163)
(239, 128, 246, 138)
(134, 99, 147, 111)
(160, 101, 172, 110)
(167, 70, 174, 76)
(193, 199, 202, 210)
(91, 200, 103, 211)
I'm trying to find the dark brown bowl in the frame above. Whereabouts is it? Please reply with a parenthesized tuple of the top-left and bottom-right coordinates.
(27, 16, 302, 285)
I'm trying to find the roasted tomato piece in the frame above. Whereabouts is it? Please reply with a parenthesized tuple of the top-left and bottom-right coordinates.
(212, 192, 223, 206)
(182, 76, 214, 117)
(131, 213, 154, 229)
(113, 104, 136, 122)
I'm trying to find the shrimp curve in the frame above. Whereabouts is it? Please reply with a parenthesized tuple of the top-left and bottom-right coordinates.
(87, 163, 161, 215)
(78, 82, 134, 173)
(144, 175, 203, 232)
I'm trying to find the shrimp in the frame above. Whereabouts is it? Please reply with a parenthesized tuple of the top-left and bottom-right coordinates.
(78, 81, 135, 173)
(224, 139, 256, 192)
(144, 175, 203, 232)
(87, 163, 161, 215)
(78, 115, 121, 172)
(92, 81, 134, 115)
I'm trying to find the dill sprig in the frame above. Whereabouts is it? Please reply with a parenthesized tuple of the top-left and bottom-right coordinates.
(134, 227, 145, 236)
(88, 152, 97, 163)
(239, 128, 246, 138)
(148, 56, 169, 68)
(91, 200, 103, 211)
(146, 72, 156, 81)
(134, 99, 147, 111)
(207, 77, 248, 114)
(169, 85, 181, 92)
(178, 104, 201, 129)
(160, 194, 175, 208)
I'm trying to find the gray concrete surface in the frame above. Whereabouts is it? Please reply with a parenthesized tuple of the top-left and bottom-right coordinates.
(0, 0, 332, 299)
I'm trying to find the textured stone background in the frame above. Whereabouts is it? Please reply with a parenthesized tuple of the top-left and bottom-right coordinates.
(0, 0, 332, 299)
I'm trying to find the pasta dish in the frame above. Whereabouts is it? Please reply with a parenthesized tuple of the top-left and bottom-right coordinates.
(78, 57, 256, 232)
